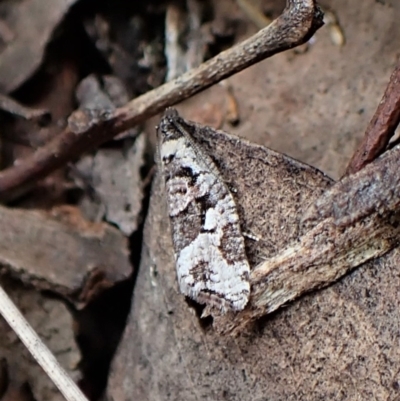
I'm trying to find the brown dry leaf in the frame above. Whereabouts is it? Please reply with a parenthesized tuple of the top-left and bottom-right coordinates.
(0, 203, 133, 400)
(113, 0, 400, 399)
(110, 114, 400, 400)
(73, 74, 149, 235)
(0, 0, 79, 93)
(0, 205, 131, 306)
(75, 133, 149, 236)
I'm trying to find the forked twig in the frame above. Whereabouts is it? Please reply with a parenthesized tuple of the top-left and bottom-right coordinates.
(0, 0, 323, 201)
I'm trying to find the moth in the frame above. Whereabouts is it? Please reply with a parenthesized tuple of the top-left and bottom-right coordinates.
(157, 108, 250, 312)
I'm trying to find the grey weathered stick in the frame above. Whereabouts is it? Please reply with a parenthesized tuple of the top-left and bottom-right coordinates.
(302, 144, 400, 228)
(0, 0, 323, 201)
(239, 144, 400, 328)
(0, 285, 89, 401)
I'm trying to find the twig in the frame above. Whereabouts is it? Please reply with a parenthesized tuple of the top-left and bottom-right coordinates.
(0, 93, 49, 122)
(185, 0, 207, 71)
(223, 141, 400, 334)
(0, 285, 88, 401)
(0, 0, 324, 202)
(344, 61, 400, 176)
(226, 60, 400, 334)
(165, 3, 187, 81)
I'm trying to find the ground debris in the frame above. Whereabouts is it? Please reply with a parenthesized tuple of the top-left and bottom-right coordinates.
(0, 205, 131, 305)
(0, 0, 79, 93)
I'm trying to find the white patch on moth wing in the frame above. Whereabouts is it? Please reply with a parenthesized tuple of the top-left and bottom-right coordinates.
(161, 136, 204, 175)
(166, 174, 218, 216)
(195, 171, 217, 189)
(177, 232, 250, 311)
(203, 207, 218, 231)
(166, 176, 193, 216)
(203, 196, 238, 232)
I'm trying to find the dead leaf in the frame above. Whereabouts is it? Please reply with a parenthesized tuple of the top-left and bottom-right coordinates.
(0, 205, 131, 306)
(0, 0, 79, 93)
(109, 118, 400, 400)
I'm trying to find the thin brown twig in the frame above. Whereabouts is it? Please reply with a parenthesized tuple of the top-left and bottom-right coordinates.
(344, 61, 400, 176)
(0, 0, 323, 202)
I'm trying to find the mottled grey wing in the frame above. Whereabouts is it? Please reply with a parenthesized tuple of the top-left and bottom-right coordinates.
(157, 109, 250, 312)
